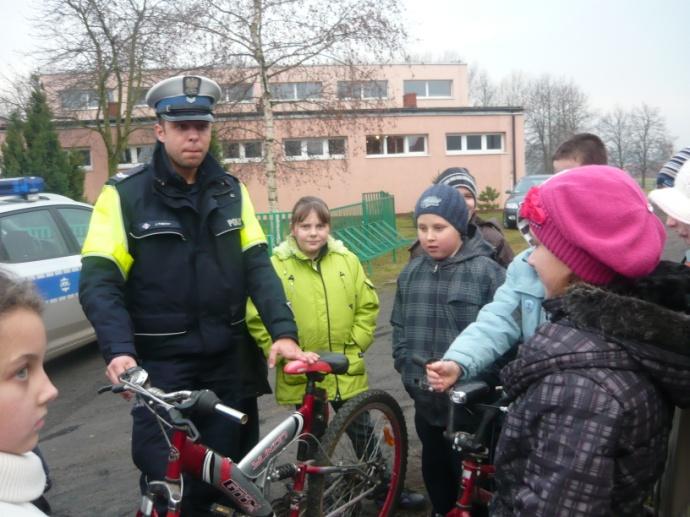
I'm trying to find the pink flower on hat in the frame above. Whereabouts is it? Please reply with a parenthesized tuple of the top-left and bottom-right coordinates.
(519, 187, 548, 226)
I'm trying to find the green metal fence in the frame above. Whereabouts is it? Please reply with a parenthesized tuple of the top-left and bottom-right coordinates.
(256, 192, 411, 269)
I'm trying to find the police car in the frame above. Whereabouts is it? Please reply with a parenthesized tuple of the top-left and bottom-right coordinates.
(0, 177, 95, 359)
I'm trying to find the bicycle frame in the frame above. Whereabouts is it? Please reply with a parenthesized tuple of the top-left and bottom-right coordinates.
(446, 459, 495, 517)
(446, 390, 505, 517)
(136, 363, 346, 517)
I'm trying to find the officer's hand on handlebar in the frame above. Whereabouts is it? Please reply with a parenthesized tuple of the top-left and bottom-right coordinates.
(268, 338, 319, 368)
(426, 360, 462, 392)
(106, 355, 138, 400)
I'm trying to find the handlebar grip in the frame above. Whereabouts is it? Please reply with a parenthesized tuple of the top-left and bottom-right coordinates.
(214, 403, 248, 424)
(195, 390, 247, 424)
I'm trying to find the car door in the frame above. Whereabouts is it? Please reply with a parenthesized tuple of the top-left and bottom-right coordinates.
(0, 204, 95, 359)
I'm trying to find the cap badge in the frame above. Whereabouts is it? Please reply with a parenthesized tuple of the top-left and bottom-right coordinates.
(183, 76, 201, 97)
(420, 195, 442, 209)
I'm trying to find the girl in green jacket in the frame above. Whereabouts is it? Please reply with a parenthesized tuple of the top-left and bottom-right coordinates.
(246, 196, 380, 406)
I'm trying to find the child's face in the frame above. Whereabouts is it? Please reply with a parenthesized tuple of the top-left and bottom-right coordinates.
(458, 187, 476, 214)
(0, 308, 58, 454)
(666, 216, 690, 245)
(291, 209, 330, 259)
(417, 213, 462, 260)
(527, 240, 575, 298)
(553, 157, 581, 173)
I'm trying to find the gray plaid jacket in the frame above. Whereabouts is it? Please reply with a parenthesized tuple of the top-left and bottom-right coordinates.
(391, 226, 505, 426)
(492, 267, 690, 516)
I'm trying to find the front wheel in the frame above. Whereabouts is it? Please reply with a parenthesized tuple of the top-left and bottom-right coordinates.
(305, 390, 408, 517)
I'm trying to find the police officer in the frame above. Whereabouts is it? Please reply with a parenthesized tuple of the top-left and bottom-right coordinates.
(79, 75, 316, 515)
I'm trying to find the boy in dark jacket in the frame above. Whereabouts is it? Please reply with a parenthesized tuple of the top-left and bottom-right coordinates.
(391, 184, 505, 515)
(408, 167, 514, 267)
(492, 165, 690, 516)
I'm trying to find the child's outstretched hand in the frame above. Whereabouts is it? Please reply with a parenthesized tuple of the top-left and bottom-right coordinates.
(425, 360, 462, 392)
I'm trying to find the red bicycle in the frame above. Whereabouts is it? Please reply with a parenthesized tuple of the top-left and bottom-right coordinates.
(442, 380, 504, 517)
(413, 355, 504, 517)
(100, 352, 408, 516)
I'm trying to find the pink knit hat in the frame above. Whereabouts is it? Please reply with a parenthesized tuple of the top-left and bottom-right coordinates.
(519, 165, 666, 285)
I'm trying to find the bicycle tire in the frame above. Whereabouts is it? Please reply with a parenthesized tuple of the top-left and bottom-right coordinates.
(305, 390, 407, 517)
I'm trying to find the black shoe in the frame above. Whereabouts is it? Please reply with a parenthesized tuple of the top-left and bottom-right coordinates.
(397, 488, 427, 510)
(376, 487, 427, 510)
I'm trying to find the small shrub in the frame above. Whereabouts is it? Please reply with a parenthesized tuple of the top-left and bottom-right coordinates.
(478, 186, 500, 211)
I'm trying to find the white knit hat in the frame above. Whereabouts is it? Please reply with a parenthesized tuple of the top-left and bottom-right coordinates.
(649, 160, 690, 224)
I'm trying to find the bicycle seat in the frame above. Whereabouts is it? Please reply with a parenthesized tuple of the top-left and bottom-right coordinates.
(284, 352, 349, 375)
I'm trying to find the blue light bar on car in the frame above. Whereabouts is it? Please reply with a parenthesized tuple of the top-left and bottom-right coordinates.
(0, 177, 45, 199)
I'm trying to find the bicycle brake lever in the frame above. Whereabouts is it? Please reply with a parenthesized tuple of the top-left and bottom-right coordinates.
(97, 384, 114, 394)
(167, 408, 201, 442)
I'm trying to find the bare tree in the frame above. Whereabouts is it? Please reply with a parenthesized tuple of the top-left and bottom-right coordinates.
(186, 0, 407, 211)
(520, 75, 590, 173)
(496, 71, 530, 107)
(597, 106, 633, 168)
(628, 103, 673, 187)
(468, 65, 497, 107)
(34, 0, 187, 176)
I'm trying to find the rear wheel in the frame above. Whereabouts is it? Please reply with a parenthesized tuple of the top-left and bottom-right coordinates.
(305, 390, 407, 517)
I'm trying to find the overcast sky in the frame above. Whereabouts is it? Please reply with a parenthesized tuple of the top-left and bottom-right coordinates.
(404, 0, 690, 150)
(2, 0, 688, 149)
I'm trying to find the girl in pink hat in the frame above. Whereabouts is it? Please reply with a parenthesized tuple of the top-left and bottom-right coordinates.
(491, 165, 690, 516)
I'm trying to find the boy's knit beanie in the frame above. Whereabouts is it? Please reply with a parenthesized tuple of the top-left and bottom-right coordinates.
(657, 147, 690, 188)
(435, 167, 478, 202)
(414, 184, 469, 235)
(519, 165, 665, 285)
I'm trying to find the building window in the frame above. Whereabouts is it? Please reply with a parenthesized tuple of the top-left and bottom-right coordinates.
(70, 149, 92, 169)
(446, 133, 504, 154)
(222, 83, 254, 102)
(223, 140, 263, 162)
(336, 80, 387, 99)
(269, 82, 322, 101)
(59, 89, 113, 109)
(283, 137, 346, 160)
(403, 80, 452, 98)
(365, 135, 427, 156)
(118, 145, 154, 168)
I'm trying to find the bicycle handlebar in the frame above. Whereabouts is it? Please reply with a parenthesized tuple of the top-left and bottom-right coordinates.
(98, 367, 248, 425)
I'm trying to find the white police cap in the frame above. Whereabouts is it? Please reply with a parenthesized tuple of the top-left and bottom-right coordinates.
(146, 75, 222, 122)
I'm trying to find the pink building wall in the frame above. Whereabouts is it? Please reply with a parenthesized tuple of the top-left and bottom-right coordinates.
(3, 64, 525, 214)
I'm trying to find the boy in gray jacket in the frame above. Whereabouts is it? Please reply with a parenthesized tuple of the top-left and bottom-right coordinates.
(391, 184, 505, 515)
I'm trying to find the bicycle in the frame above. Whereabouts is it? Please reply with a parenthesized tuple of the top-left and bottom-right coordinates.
(412, 355, 505, 517)
(99, 352, 408, 517)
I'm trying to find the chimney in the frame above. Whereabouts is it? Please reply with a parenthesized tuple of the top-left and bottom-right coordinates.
(403, 93, 417, 108)
(107, 102, 119, 119)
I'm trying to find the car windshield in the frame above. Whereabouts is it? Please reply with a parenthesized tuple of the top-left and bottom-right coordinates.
(513, 176, 547, 194)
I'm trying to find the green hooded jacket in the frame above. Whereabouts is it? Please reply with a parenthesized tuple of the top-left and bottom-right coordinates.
(246, 236, 379, 405)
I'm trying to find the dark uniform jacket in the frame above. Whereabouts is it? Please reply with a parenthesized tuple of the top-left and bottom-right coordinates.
(492, 262, 690, 516)
(79, 143, 297, 398)
(391, 225, 506, 426)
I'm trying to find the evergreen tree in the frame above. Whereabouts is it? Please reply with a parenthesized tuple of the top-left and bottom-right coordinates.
(0, 111, 28, 176)
(22, 77, 83, 199)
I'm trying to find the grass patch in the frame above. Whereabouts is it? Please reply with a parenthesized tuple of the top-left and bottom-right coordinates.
(366, 211, 529, 287)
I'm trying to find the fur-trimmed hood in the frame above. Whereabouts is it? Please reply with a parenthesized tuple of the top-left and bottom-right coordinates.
(502, 261, 690, 407)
